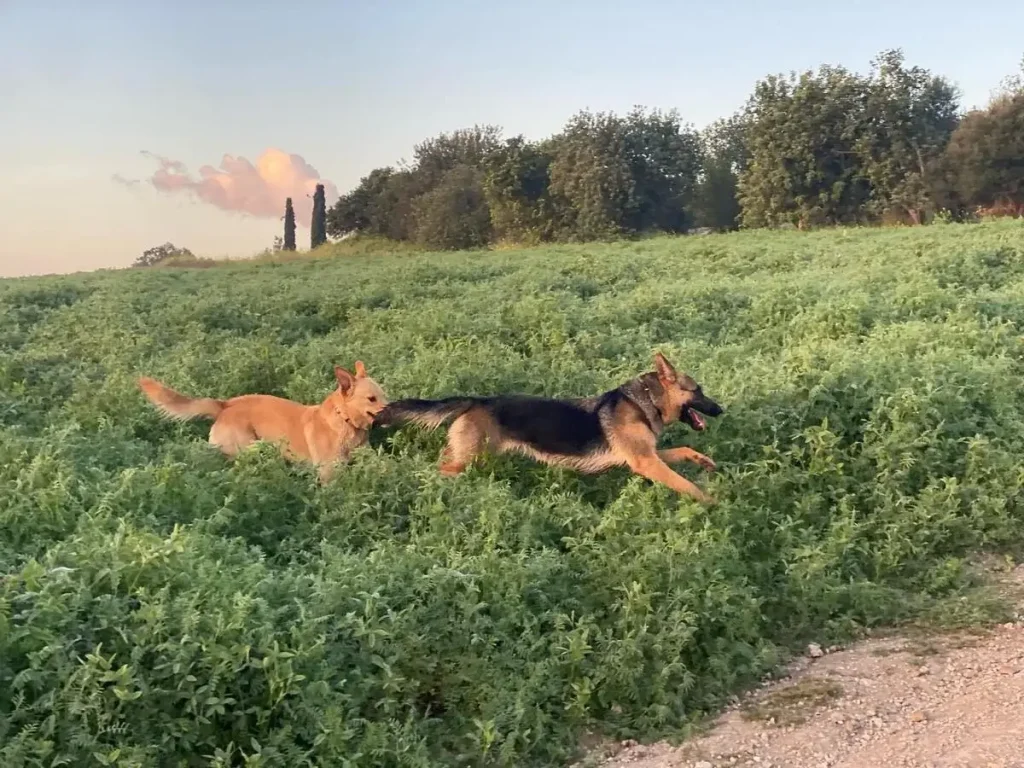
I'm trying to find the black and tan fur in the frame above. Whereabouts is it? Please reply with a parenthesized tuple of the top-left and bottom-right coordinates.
(374, 352, 723, 504)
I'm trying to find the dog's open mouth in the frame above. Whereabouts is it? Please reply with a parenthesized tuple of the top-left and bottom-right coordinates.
(683, 407, 706, 431)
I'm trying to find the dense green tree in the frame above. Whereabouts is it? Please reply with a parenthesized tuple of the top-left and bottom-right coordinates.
(283, 198, 296, 251)
(326, 127, 502, 244)
(374, 170, 427, 241)
(693, 116, 749, 231)
(547, 111, 633, 239)
(326, 167, 395, 238)
(932, 89, 1024, 216)
(739, 65, 873, 229)
(859, 49, 960, 224)
(310, 183, 327, 248)
(548, 108, 702, 239)
(132, 242, 195, 268)
(694, 155, 741, 232)
(412, 125, 503, 189)
(622, 107, 702, 233)
(482, 136, 558, 243)
(740, 52, 962, 228)
(412, 165, 492, 249)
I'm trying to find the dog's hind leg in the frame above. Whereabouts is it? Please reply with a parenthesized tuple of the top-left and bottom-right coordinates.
(658, 446, 716, 472)
(209, 419, 257, 459)
(438, 413, 486, 476)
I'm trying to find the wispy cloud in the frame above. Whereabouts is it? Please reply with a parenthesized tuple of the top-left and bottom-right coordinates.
(119, 148, 338, 225)
(111, 173, 140, 187)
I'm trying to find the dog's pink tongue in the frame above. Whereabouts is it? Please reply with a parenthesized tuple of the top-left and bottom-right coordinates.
(693, 411, 706, 429)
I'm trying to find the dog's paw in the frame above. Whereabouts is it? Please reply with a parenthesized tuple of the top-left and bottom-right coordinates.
(694, 452, 717, 472)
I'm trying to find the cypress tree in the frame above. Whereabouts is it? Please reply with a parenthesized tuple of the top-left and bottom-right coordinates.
(283, 198, 296, 251)
(311, 183, 327, 249)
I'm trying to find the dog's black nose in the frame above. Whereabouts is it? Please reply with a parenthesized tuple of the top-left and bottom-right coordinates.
(696, 397, 724, 417)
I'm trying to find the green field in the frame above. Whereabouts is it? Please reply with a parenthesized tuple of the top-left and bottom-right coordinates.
(3, 220, 1024, 766)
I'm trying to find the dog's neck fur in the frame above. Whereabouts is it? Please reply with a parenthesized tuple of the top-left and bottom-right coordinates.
(619, 373, 665, 435)
(316, 397, 360, 434)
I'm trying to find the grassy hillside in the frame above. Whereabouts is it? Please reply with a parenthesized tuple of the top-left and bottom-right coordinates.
(2, 220, 1024, 766)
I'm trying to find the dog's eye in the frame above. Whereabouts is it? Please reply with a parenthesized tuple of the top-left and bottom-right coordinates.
(368, 396, 377, 403)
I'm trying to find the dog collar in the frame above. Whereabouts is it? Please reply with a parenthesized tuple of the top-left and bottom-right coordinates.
(624, 381, 664, 435)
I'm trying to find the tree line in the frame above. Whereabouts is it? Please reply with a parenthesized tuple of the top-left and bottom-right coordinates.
(321, 50, 1024, 250)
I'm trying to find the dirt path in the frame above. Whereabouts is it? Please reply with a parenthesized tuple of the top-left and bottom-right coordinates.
(584, 567, 1024, 768)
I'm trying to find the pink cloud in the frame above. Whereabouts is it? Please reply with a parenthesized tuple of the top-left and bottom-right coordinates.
(135, 149, 338, 225)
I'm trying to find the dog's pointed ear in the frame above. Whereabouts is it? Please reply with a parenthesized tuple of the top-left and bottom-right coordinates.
(653, 352, 678, 384)
(354, 360, 367, 379)
(334, 365, 355, 394)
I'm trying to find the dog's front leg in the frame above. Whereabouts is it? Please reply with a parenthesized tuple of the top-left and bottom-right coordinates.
(658, 446, 716, 472)
(627, 454, 714, 505)
(317, 461, 338, 485)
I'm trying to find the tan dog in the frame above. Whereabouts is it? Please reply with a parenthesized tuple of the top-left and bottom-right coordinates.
(138, 362, 387, 482)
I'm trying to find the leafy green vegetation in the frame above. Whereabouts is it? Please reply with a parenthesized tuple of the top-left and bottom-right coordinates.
(3, 220, 1024, 766)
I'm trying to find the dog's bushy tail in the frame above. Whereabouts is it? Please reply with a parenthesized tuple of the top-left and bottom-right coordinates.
(375, 397, 477, 429)
(138, 377, 225, 421)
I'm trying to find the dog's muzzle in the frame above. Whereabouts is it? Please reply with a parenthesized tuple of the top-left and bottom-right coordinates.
(683, 394, 723, 431)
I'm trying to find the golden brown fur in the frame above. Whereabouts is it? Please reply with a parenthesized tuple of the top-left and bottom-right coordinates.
(138, 361, 387, 482)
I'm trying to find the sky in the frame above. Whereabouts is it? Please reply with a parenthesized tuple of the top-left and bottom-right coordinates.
(1, 0, 1021, 279)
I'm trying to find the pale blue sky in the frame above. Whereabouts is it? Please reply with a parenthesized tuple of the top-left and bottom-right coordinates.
(1, 0, 1021, 277)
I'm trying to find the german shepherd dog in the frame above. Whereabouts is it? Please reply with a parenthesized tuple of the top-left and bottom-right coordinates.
(375, 353, 723, 504)
(138, 362, 388, 483)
